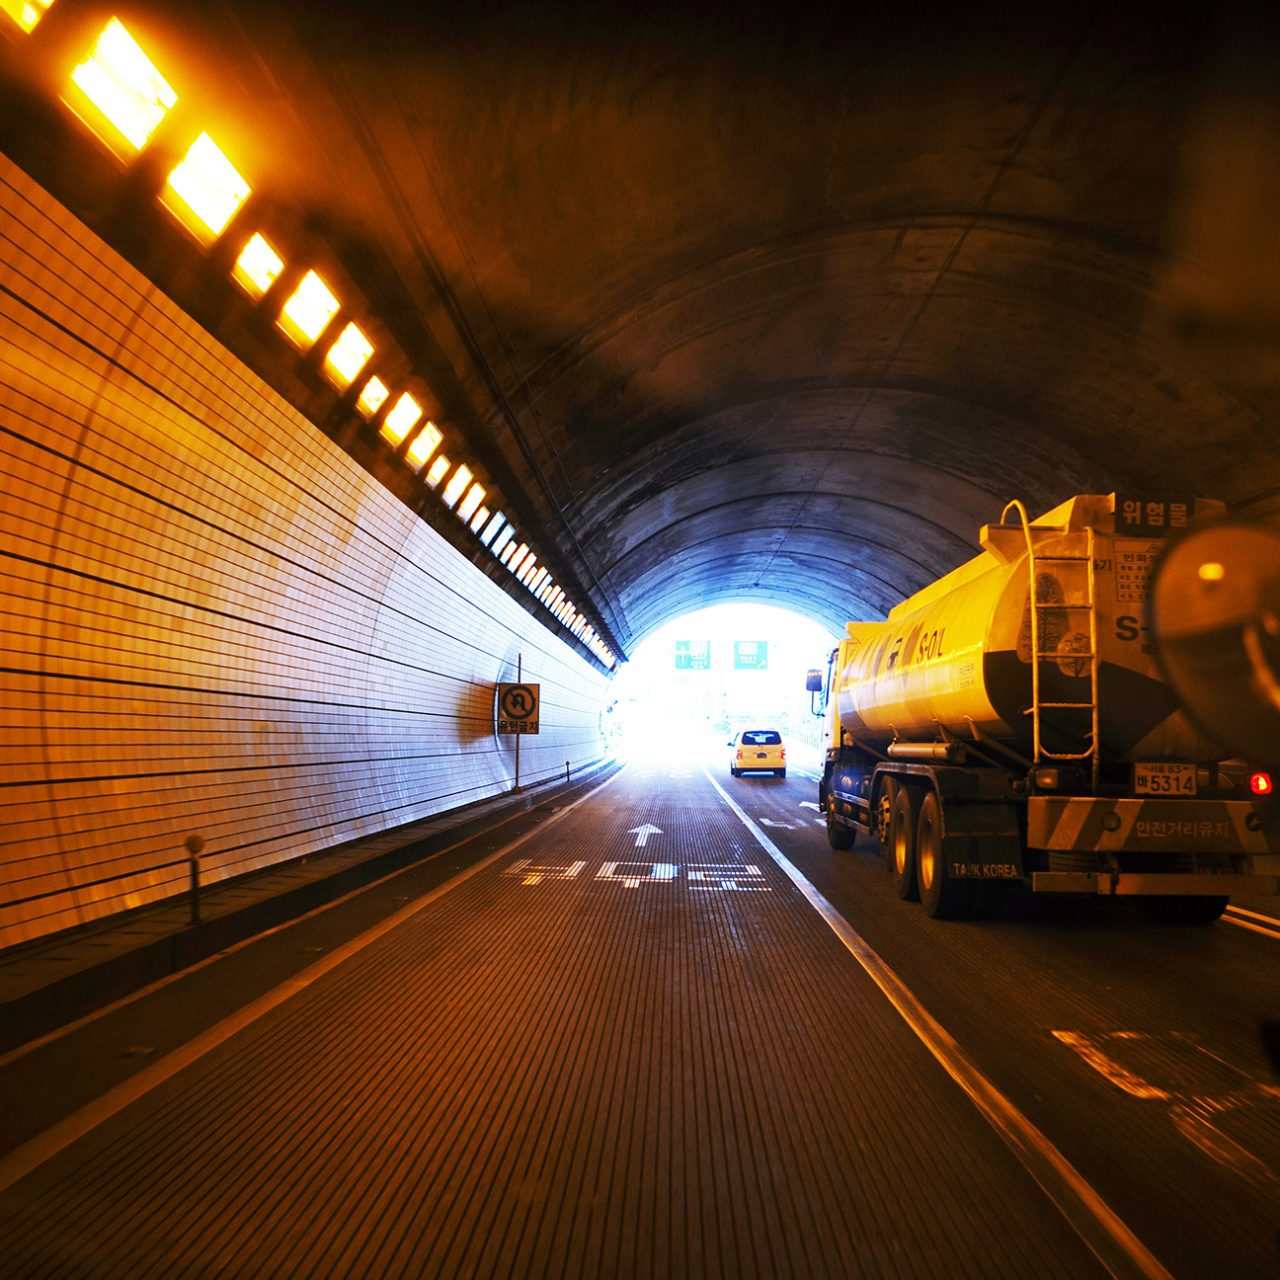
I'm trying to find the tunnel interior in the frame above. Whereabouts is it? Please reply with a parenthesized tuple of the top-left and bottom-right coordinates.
(3, 0, 1280, 947)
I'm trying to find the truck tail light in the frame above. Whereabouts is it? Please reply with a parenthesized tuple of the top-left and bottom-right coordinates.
(1251, 771, 1273, 796)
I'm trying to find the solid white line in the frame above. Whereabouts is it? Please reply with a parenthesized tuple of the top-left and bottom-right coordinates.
(1224, 912, 1280, 940)
(0, 768, 624, 1196)
(1226, 905, 1280, 927)
(705, 766, 1172, 1280)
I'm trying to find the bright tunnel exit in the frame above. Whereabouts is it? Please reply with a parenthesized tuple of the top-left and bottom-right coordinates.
(604, 604, 840, 769)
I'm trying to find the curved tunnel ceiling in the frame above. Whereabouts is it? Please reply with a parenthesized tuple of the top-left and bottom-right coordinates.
(64, 1, 1280, 651)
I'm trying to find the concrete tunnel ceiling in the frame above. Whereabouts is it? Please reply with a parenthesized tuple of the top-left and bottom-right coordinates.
(33, 0, 1280, 654)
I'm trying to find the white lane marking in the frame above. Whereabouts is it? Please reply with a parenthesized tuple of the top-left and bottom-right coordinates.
(799, 801, 821, 812)
(596, 861, 678, 888)
(705, 766, 1172, 1280)
(0, 769, 625, 1196)
(1051, 1031, 1171, 1100)
(628, 822, 663, 847)
(506, 858, 587, 884)
(760, 818, 795, 830)
(1054, 1029, 1280, 1194)
(1224, 906, 1280, 940)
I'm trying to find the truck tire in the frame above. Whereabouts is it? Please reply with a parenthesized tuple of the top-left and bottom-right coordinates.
(1135, 895, 1229, 925)
(876, 777, 897, 872)
(826, 800, 855, 850)
(890, 786, 919, 901)
(916, 791, 972, 919)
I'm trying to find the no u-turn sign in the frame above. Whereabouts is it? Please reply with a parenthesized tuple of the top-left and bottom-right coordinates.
(497, 682, 540, 734)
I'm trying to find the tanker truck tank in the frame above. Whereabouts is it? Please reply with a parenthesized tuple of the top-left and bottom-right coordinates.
(815, 493, 1280, 923)
(832, 493, 1219, 764)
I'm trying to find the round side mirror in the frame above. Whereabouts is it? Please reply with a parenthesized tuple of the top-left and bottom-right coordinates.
(1148, 518, 1280, 766)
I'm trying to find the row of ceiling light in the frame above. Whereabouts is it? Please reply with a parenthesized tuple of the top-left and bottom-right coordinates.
(2, 3, 618, 670)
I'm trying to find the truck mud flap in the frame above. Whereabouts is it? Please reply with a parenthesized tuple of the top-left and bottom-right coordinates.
(940, 802, 1023, 880)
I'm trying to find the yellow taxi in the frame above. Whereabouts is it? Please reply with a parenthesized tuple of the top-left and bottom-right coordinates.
(729, 729, 786, 778)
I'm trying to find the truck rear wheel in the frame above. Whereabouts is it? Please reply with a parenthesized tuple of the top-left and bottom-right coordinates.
(1135, 895, 1229, 925)
(890, 786, 919, 901)
(916, 792, 972, 919)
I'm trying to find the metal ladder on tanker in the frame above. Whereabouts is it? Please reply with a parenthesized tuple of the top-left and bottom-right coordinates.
(1001, 500, 1101, 790)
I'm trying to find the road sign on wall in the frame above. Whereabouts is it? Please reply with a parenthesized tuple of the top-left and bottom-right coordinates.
(733, 640, 768, 670)
(497, 682, 540, 734)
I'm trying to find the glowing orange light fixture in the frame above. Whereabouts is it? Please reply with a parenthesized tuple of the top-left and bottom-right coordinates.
(442, 464, 473, 509)
(163, 133, 250, 242)
(233, 233, 284, 298)
(425, 454, 451, 489)
(457, 484, 486, 523)
(65, 19, 177, 155)
(1251, 772, 1273, 797)
(406, 421, 443, 471)
(278, 270, 339, 348)
(379, 393, 422, 446)
(2, 0, 54, 34)
(356, 376, 389, 420)
(323, 322, 374, 390)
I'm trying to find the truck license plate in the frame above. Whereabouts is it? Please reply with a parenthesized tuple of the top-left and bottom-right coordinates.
(1134, 763, 1196, 796)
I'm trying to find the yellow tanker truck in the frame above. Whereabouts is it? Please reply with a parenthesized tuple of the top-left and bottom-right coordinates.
(812, 493, 1280, 922)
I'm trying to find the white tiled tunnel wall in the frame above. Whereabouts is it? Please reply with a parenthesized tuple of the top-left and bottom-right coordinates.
(0, 155, 611, 949)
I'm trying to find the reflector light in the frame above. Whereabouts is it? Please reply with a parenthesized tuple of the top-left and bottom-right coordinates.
(278, 270, 339, 348)
(1251, 772, 1273, 796)
(379, 393, 422, 446)
(323, 322, 373, 390)
(66, 19, 177, 154)
(406, 423, 443, 469)
(3, 0, 54, 34)
(233, 233, 283, 298)
(163, 133, 250, 242)
(356, 376, 389, 419)
(457, 483, 486, 523)
(442, 464, 473, 509)
(424, 454, 450, 488)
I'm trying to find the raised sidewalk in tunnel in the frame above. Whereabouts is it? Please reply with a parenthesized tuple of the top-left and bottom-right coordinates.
(0, 761, 618, 1055)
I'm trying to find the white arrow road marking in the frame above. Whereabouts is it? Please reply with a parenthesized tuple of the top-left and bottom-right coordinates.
(760, 818, 794, 830)
(628, 823, 663, 848)
(799, 801, 821, 812)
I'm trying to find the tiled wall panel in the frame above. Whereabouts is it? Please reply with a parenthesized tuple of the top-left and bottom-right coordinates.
(0, 155, 611, 949)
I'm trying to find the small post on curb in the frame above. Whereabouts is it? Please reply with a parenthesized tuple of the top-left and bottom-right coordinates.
(185, 834, 205, 926)
(565, 760, 570, 783)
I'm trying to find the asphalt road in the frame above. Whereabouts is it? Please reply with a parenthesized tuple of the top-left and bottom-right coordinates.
(2, 744, 1278, 1277)
(718, 745, 1280, 1279)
